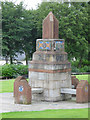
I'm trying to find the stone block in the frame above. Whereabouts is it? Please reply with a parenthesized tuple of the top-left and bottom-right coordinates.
(29, 71, 38, 80)
(33, 50, 67, 62)
(48, 80, 60, 89)
(29, 62, 71, 71)
(76, 80, 88, 103)
(44, 89, 49, 97)
(38, 72, 48, 80)
(32, 93, 44, 101)
(14, 76, 31, 104)
(31, 81, 35, 88)
(44, 96, 61, 101)
(48, 89, 60, 98)
(34, 80, 44, 88)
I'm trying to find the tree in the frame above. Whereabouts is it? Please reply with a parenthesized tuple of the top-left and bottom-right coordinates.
(17, 9, 37, 64)
(2, 1, 24, 64)
(2, 1, 38, 65)
(35, 2, 89, 67)
(2, 1, 89, 67)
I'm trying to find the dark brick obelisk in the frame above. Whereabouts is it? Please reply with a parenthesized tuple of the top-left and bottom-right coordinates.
(43, 12, 59, 39)
(29, 12, 71, 101)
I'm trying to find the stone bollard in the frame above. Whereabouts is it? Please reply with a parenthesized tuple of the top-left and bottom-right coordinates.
(14, 76, 31, 104)
(76, 80, 88, 103)
(71, 76, 79, 89)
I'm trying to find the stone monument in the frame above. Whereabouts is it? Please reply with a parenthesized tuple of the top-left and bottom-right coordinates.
(29, 12, 71, 101)
(76, 80, 88, 103)
(14, 76, 31, 104)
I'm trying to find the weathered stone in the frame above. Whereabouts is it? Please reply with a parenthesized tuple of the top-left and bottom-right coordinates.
(33, 52, 67, 62)
(28, 62, 71, 70)
(28, 12, 71, 101)
(42, 12, 59, 39)
(71, 76, 79, 89)
(76, 80, 88, 103)
(14, 76, 31, 104)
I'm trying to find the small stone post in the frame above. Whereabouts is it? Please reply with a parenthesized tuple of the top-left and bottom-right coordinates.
(14, 76, 31, 104)
(76, 80, 88, 103)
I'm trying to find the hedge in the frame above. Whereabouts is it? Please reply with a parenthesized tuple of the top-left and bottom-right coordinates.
(1, 64, 28, 78)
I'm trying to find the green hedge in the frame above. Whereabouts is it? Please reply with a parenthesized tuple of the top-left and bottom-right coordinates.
(1, 64, 28, 78)
(71, 60, 90, 68)
(71, 65, 90, 73)
(71, 60, 90, 73)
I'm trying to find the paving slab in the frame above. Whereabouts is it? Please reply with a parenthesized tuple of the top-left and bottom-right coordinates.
(0, 93, 89, 113)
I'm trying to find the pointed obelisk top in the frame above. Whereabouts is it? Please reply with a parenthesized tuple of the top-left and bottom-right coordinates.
(42, 12, 59, 39)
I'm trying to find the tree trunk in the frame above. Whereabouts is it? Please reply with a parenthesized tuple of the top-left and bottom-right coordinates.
(25, 51, 28, 65)
(5, 55, 8, 64)
(10, 55, 13, 64)
(78, 57, 82, 68)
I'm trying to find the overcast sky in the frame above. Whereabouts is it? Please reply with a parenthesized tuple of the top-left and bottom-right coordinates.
(1, 0, 42, 9)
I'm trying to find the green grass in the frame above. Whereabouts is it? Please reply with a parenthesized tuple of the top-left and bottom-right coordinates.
(0, 75, 89, 93)
(76, 74, 89, 83)
(0, 79, 14, 93)
(0, 79, 29, 93)
(1, 108, 89, 118)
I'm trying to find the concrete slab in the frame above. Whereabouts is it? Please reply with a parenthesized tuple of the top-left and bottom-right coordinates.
(0, 93, 89, 113)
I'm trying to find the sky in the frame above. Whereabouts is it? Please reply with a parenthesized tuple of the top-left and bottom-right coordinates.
(1, 0, 42, 9)
(1, 0, 89, 9)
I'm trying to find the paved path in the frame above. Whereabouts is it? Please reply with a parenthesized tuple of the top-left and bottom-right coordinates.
(0, 93, 89, 113)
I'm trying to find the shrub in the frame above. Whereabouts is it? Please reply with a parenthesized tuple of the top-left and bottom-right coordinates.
(71, 61, 79, 68)
(71, 66, 80, 73)
(1, 64, 28, 78)
(79, 66, 90, 72)
(71, 65, 90, 73)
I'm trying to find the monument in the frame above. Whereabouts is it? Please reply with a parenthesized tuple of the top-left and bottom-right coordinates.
(76, 80, 88, 103)
(29, 12, 71, 101)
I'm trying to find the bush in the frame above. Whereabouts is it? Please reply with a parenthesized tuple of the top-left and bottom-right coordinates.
(82, 60, 90, 66)
(71, 61, 79, 68)
(1, 64, 28, 78)
(71, 66, 80, 73)
(71, 65, 90, 73)
(79, 66, 90, 72)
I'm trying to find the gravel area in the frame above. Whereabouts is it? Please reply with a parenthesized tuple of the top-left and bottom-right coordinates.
(0, 93, 89, 113)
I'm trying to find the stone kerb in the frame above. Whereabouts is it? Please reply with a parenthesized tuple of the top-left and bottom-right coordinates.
(76, 80, 88, 103)
(14, 76, 31, 104)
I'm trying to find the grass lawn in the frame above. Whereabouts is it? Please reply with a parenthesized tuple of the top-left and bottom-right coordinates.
(1, 108, 89, 118)
(75, 74, 89, 83)
(0, 75, 89, 93)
